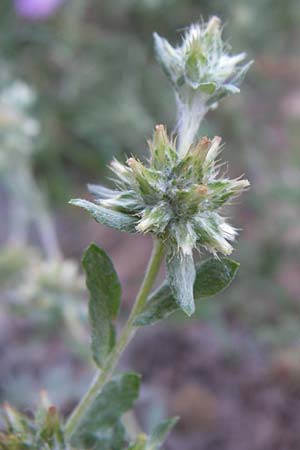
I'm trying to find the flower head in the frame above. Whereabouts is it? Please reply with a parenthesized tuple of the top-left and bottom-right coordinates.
(73, 125, 249, 258)
(154, 17, 251, 108)
(71, 125, 249, 315)
(154, 18, 252, 155)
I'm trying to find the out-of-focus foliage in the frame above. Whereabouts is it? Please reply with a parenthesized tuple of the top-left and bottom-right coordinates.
(0, 393, 66, 450)
(0, 245, 89, 359)
(0, 382, 177, 450)
(70, 372, 141, 450)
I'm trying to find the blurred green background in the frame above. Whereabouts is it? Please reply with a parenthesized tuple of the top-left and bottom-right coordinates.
(1, 1, 300, 449)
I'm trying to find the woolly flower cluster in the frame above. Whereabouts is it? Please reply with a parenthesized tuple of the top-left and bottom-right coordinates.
(154, 17, 252, 154)
(73, 125, 249, 259)
(154, 16, 251, 108)
(71, 19, 251, 316)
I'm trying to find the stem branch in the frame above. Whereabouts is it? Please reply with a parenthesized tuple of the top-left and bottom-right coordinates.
(65, 239, 165, 438)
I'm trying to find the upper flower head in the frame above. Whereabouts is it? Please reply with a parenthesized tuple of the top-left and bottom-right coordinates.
(154, 17, 252, 108)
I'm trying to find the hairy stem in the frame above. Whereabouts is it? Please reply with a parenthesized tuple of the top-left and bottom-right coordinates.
(177, 94, 207, 157)
(64, 239, 165, 439)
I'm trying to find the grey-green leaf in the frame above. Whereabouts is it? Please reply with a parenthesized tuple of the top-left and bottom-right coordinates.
(133, 284, 176, 326)
(193, 257, 240, 297)
(199, 81, 217, 94)
(70, 373, 140, 450)
(125, 417, 178, 450)
(126, 435, 147, 450)
(134, 257, 239, 326)
(88, 183, 120, 199)
(69, 199, 137, 233)
(166, 253, 196, 316)
(147, 417, 178, 450)
(83, 243, 121, 367)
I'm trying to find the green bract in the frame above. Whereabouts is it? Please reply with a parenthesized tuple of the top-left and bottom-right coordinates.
(154, 16, 252, 108)
(71, 125, 249, 315)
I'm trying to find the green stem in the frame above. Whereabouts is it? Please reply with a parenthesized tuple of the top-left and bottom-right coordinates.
(64, 239, 165, 439)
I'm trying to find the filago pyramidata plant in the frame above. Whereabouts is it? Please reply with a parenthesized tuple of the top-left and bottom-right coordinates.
(1, 17, 252, 450)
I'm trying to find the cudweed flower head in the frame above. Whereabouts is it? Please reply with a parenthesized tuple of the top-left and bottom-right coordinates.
(154, 17, 250, 101)
(71, 125, 249, 315)
(154, 17, 252, 155)
(0, 393, 66, 450)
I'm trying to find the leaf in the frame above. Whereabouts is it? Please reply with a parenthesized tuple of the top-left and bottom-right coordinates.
(134, 257, 239, 326)
(198, 81, 217, 94)
(70, 373, 140, 450)
(193, 257, 239, 297)
(223, 83, 240, 94)
(69, 199, 137, 233)
(147, 417, 178, 450)
(87, 184, 120, 199)
(153, 33, 182, 85)
(232, 60, 253, 86)
(126, 434, 147, 450)
(133, 284, 176, 327)
(125, 417, 178, 450)
(206, 60, 253, 107)
(83, 244, 121, 367)
(166, 253, 196, 316)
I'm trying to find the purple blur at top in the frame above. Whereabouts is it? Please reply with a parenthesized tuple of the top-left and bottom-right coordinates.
(14, 0, 65, 19)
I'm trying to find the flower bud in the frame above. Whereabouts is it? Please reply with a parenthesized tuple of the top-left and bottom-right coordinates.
(154, 17, 251, 105)
(154, 18, 252, 155)
(148, 124, 177, 169)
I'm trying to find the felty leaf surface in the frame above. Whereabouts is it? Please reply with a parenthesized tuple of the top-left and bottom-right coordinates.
(126, 434, 147, 450)
(125, 417, 178, 450)
(147, 417, 178, 449)
(166, 253, 196, 316)
(70, 199, 137, 233)
(83, 243, 121, 367)
(134, 257, 239, 326)
(70, 373, 140, 450)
